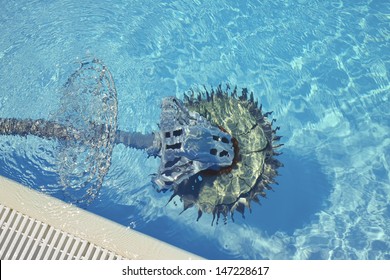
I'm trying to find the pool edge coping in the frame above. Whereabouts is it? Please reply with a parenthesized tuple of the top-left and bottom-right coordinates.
(0, 175, 203, 260)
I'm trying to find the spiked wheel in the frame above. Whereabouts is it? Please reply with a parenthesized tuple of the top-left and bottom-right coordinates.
(171, 85, 283, 224)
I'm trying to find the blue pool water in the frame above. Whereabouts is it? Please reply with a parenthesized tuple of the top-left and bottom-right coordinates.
(0, 0, 389, 259)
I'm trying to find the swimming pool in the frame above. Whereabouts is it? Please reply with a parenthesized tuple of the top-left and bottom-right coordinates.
(0, 0, 389, 260)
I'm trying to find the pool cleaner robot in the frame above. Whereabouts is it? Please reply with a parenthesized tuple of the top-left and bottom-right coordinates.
(0, 59, 283, 224)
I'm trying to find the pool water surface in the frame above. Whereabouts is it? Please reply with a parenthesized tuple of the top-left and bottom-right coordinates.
(0, 0, 389, 259)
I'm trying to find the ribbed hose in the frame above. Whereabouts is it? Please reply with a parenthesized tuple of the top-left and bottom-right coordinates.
(0, 118, 80, 141)
(0, 117, 156, 152)
(114, 130, 155, 150)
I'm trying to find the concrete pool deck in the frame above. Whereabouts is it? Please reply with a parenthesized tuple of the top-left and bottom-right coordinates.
(0, 176, 202, 260)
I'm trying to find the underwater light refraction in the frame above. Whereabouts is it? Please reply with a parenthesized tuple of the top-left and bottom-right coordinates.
(0, 59, 283, 224)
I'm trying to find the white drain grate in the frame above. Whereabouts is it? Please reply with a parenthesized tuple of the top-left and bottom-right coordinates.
(0, 204, 125, 260)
